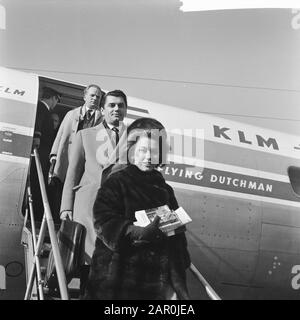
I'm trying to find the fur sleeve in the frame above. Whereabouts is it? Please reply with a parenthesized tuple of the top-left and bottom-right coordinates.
(93, 175, 131, 251)
(166, 183, 179, 211)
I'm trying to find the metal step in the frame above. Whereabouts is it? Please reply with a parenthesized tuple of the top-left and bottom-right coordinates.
(43, 278, 81, 300)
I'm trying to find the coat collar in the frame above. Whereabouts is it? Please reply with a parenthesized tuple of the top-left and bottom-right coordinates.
(102, 119, 126, 134)
(74, 106, 102, 126)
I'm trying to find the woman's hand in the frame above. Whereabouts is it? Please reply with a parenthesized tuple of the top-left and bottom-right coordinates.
(128, 216, 166, 246)
(138, 216, 165, 243)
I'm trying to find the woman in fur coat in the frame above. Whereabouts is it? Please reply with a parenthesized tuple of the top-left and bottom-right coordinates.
(84, 118, 191, 300)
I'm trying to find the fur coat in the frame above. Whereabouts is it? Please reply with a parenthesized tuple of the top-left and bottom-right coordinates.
(85, 165, 191, 300)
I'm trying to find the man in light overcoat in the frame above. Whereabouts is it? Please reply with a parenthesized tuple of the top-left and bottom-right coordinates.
(50, 84, 103, 183)
(59, 90, 128, 294)
(48, 85, 103, 219)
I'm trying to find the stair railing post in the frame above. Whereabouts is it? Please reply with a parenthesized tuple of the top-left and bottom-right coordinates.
(27, 185, 45, 299)
(189, 263, 221, 300)
(33, 148, 69, 300)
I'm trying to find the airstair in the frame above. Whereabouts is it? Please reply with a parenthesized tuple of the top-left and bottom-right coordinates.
(21, 149, 72, 300)
(21, 149, 221, 300)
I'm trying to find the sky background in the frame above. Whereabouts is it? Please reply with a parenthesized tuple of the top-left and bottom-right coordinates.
(1, 0, 300, 135)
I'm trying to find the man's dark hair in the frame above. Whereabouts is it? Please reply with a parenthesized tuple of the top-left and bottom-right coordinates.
(100, 89, 127, 109)
(42, 87, 62, 100)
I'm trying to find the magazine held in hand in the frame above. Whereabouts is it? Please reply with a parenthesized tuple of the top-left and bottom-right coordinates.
(134, 205, 192, 236)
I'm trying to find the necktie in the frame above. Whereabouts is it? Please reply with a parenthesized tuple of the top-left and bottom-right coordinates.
(78, 108, 94, 131)
(112, 127, 119, 145)
(86, 109, 92, 121)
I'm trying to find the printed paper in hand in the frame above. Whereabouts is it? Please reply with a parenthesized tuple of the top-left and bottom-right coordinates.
(134, 205, 192, 236)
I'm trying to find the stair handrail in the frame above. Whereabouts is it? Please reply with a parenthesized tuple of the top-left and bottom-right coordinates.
(24, 148, 69, 300)
(24, 184, 45, 299)
(189, 263, 221, 300)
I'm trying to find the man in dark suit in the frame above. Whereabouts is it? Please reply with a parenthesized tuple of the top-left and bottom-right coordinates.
(30, 86, 61, 222)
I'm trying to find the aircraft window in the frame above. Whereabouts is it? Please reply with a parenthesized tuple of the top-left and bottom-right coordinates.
(288, 166, 300, 197)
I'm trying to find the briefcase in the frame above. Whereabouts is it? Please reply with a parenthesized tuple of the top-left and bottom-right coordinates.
(44, 220, 86, 291)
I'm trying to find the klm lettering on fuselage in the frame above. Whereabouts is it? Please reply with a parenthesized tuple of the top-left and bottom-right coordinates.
(0, 86, 26, 97)
(213, 125, 279, 151)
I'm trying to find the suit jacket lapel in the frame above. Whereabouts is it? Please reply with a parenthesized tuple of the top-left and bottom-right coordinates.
(119, 123, 126, 139)
(73, 106, 82, 132)
(92, 123, 114, 167)
(94, 109, 103, 126)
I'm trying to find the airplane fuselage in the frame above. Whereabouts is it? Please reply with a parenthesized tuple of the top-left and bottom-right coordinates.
(1, 66, 300, 299)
